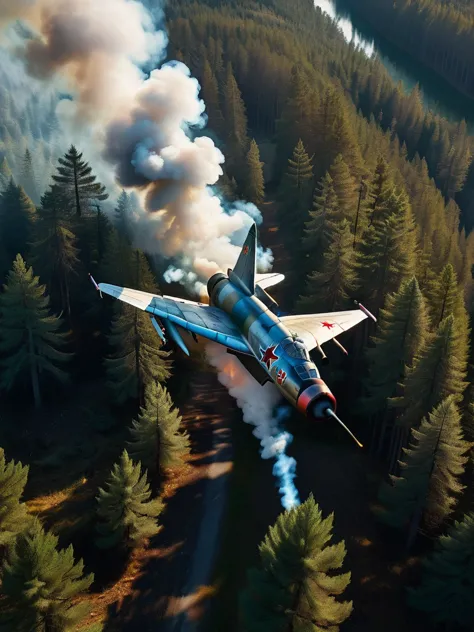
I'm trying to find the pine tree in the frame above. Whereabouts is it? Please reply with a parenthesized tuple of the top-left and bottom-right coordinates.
(368, 156, 392, 226)
(408, 511, 474, 628)
(0, 156, 12, 191)
(0, 518, 100, 632)
(104, 250, 171, 403)
(20, 148, 38, 203)
(222, 63, 248, 170)
(95, 450, 163, 550)
(376, 397, 470, 548)
(0, 448, 30, 548)
(31, 185, 80, 318)
(0, 255, 71, 408)
(99, 227, 134, 287)
(240, 494, 352, 631)
(52, 145, 108, 217)
(364, 277, 429, 418)
(0, 181, 36, 263)
(201, 59, 223, 133)
(427, 263, 466, 327)
(392, 315, 468, 430)
(298, 219, 357, 313)
(243, 139, 265, 205)
(114, 190, 133, 243)
(128, 382, 189, 477)
(327, 153, 359, 223)
(302, 173, 339, 275)
(278, 139, 313, 260)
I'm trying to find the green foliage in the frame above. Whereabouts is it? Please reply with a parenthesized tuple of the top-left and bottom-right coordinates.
(0, 157, 12, 191)
(244, 139, 265, 205)
(408, 511, 474, 629)
(0, 518, 99, 632)
(303, 172, 339, 274)
(0, 447, 30, 548)
(298, 219, 357, 313)
(51, 145, 108, 217)
(128, 381, 189, 475)
(201, 58, 223, 133)
(392, 315, 468, 429)
(327, 154, 359, 224)
(0, 255, 72, 408)
(31, 185, 80, 318)
(99, 226, 135, 287)
(114, 190, 134, 243)
(240, 494, 352, 632)
(222, 62, 248, 171)
(363, 277, 429, 415)
(20, 148, 39, 204)
(376, 397, 470, 535)
(0, 181, 36, 264)
(95, 450, 163, 550)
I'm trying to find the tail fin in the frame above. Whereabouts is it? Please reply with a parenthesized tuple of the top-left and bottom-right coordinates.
(229, 223, 257, 294)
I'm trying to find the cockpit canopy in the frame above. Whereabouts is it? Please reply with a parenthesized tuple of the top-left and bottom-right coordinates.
(281, 337, 310, 361)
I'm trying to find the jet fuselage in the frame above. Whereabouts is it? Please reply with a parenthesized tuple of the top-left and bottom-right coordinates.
(207, 272, 336, 420)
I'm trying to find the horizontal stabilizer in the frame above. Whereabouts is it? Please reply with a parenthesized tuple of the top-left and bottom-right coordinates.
(256, 272, 285, 290)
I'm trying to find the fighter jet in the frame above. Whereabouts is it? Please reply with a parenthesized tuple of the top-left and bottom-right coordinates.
(91, 223, 376, 447)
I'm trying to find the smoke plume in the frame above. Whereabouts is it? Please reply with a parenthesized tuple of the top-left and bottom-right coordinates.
(206, 344, 300, 510)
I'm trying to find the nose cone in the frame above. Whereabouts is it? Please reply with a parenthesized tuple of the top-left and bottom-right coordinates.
(297, 379, 336, 421)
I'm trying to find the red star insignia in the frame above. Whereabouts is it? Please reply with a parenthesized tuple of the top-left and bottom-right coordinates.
(242, 246, 249, 255)
(260, 344, 278, 369)
(321, 321, 335, 329)
(277, 368, 287, 385)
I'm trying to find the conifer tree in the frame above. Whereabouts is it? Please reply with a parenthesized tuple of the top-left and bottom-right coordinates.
(364, 277, 429, 419)
(20, 148, 38, 203)
(376, 397, 470, 548)
(31, 185, 80, 318)
(99, 227, 134, 287)
(240, 494, 352, 631)
(222, 63, 248, 169)
(408, 511, 474, 629)
(114, 190, 133, 243)
(0, 181, 36, 263)
(278, 138, 313, 259)
(327, 153, 359, 223)
(0, 156, 12, 190)
(0, 447, 30, 548)
(104, 250, 171, 403)
(302, 173, 339, 275)
(0, 255, 71, 408)
(243, 139, 265, 206)
(392, 315, 468, 430)
(95, 450, 163, 550)
(427, 263, 466, 327)
(368, 156, 392, 226)
(201, 59, 223, 133)
(0, 518, 100, 632)
(52, 145, 108, 217)
(298, 219, 357, 313)
(128, 381, 189, 477)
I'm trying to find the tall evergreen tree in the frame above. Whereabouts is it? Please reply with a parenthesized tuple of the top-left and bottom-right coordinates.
(278, 138, 313, 261)
(243, 139, 265, 205)
(0, 156, 12, 190)
(31, 185, 80, 318)
(201, 59, 223, 133)
(128, 382, 189, 477)
(222, 63, 248, 171)
(0, 447, 30, 549)
(99, 226, 134, 287)
(363, 277, 429, 420)
(327, 153, 359, 223)
(376, 397, 470, 548)
(20, 148, 38, 203)
(392, 315, 469, 430)
(95, 450, 163, 550)
(0, 181, 36, 263)
(104, 250, 171, 403)
(114, 190, 133, 243)
(0, 255, 71, 408)
(52, 145, 108, 217)
(298, 219, 357, 313)
(0, 518, 100, 632)
(240, 494, 352, 631)
(408, 511, 474, 629)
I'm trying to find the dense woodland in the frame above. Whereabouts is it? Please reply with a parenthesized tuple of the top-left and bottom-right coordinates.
(343, 0, 474, 100)
(0, 0, 473, 630)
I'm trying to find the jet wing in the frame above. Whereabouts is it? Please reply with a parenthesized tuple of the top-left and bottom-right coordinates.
(98, 283, 250, 354)
(280, 309, 368, 350)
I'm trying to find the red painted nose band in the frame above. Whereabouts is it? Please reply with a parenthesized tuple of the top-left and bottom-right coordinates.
(297, 379, 337, 415)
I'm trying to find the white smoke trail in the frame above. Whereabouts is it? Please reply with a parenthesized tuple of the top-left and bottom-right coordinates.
(0, 0, 270, 292)
(206, 343, 300, 510)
